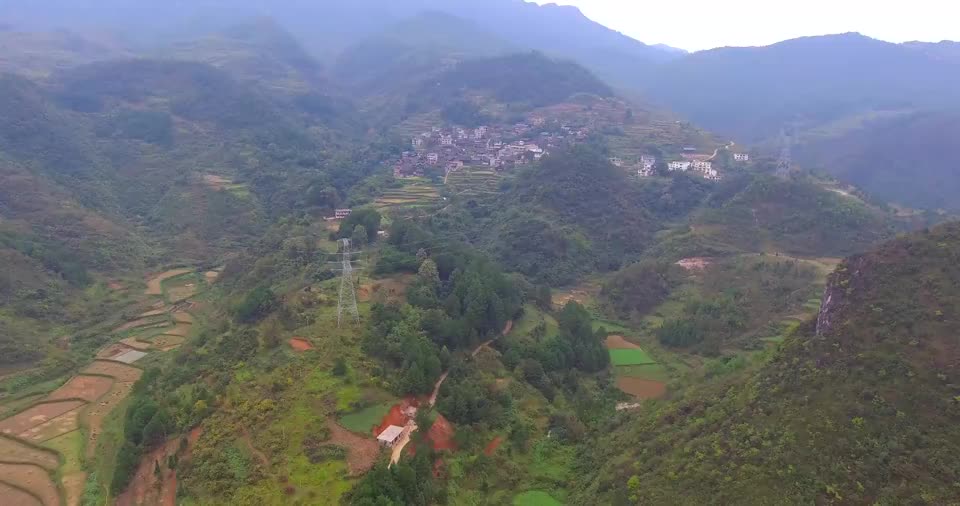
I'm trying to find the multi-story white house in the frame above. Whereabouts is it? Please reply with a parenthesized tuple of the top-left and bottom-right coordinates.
(638, 165, 655, 177)
(440, 135, 454, 146)
(412, 138, 424, 149)
(426, 153, 439, 165)
(668, 161, 691, 171)
(609, 157, 624, 167)
(640, 155, 657, 167)
(734, 153, 750, 162)
(693, 160, 713, 171)
(474, 126, 487, 140)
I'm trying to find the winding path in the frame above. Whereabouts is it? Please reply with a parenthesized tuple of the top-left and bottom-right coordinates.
(389, 319, 513, 466)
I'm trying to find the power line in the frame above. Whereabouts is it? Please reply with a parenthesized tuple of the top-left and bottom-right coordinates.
(337, 238, 360, 327)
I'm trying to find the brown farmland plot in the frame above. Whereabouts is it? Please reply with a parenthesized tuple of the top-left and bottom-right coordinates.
(0, 400, 85, 436)
(0, 435, 59, 470)
(604, 335, 642, 350)
(616, 377, 667, 399)
(119, 337, 154, 351)
(46, 375, 113, 403)
(328, 421, 379, 476)
(145, 268, 192, 296)
(0, 462, 60, 506)
(82, 360, 143, 382)
(150, 335, 185, 351)
(18, 407, 82, 442)
(0, 479, 43, 506)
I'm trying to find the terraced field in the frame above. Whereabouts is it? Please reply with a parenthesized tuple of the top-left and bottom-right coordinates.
(445, 167, 502, 198)
(374, 184, 442, 212)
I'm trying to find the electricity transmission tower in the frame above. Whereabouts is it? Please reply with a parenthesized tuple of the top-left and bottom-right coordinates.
(336, 238, 360, 327)
(776, 127, 793, 178)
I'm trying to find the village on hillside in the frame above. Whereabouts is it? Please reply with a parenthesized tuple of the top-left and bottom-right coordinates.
(391, 98, 751, 184)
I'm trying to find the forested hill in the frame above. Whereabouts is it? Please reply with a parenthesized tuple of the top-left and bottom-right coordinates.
(4, 0, 682, 83)
(478, 147, 655, 285)
(575, 222, 960, 504)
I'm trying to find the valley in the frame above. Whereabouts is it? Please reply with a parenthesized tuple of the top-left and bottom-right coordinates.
(0, 2, 958, 505)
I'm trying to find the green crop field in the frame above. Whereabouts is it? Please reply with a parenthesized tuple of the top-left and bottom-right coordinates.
(338, 402, 394, 434)
(609, 348, 656, 366)
(513, 490, 563, 506)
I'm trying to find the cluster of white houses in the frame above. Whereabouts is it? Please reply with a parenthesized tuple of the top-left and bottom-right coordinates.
(611, 152, 751, 181)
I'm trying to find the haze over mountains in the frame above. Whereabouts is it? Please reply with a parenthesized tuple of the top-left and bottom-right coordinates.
(4, 0, 959, 210)
(2, 2, 960, 505)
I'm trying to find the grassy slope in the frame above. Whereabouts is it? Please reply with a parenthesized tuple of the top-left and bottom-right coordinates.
(575, 222, 960, 505)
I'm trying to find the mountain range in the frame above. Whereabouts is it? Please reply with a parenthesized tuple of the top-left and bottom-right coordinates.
(1, 3, 960, 505)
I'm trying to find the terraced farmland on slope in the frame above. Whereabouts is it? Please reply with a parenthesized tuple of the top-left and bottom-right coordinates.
(446, 167, 501, 198)
(375, 184, 442, 212)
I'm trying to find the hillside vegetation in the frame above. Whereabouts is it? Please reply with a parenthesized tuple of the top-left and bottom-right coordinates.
(575, 222, 960, 504)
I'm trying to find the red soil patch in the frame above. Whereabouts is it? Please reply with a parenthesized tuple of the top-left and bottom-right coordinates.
(0, 400, 85, 436)
(47, 375, 114, 402)
(0, 462, 60, 506)
(604, 335, 641, 350)
(374, 398, 417, 436)
(483, 436, 503, 456)
(616, 377, 667, 399)
(427, 415, 456, 451)
(289, 337, 313, 352)
(115, 426, 202, 506)
(107, 281, 125, 291)
(328, 421, 380, 476)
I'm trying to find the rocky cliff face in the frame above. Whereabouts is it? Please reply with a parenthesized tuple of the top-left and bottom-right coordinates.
(815, 255, 867, 337)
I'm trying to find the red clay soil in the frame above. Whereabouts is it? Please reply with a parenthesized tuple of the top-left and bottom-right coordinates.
(483, 436, 504, 456)
(288, 337, 313, 352)
(115, 426, 202, 506)
(427, 415, 456, 451)
(373, 398, 417, 436)
(616, 377, 667, 399)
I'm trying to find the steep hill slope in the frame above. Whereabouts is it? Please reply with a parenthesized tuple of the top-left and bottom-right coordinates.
(575, 222, 960, 504)
(332, 12, 513, 94)
(478, 147, 655, 284)
(158, 18, 325, 95)
(795, 110, 960, 211)
(2, 0, 681, 85)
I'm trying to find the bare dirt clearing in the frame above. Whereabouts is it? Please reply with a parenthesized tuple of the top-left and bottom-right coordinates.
(427, 415, 455, 451)
(0, 462, 60, 506)
(0, 436, 59, 469)
(82, 361, 143, 382)
(616, 377, 667, 399)
(0, 400, 85, 436)
(145, 268, 192, 296)
(328, 421, 379, 476)
(119, 337, 154, 351)
(676, 257, 713, 271)
(289, 337, 313, 352)
(46, 375, 113, 402)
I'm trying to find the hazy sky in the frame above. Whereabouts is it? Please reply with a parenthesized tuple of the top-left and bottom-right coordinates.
(536, 0, 958, 51)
